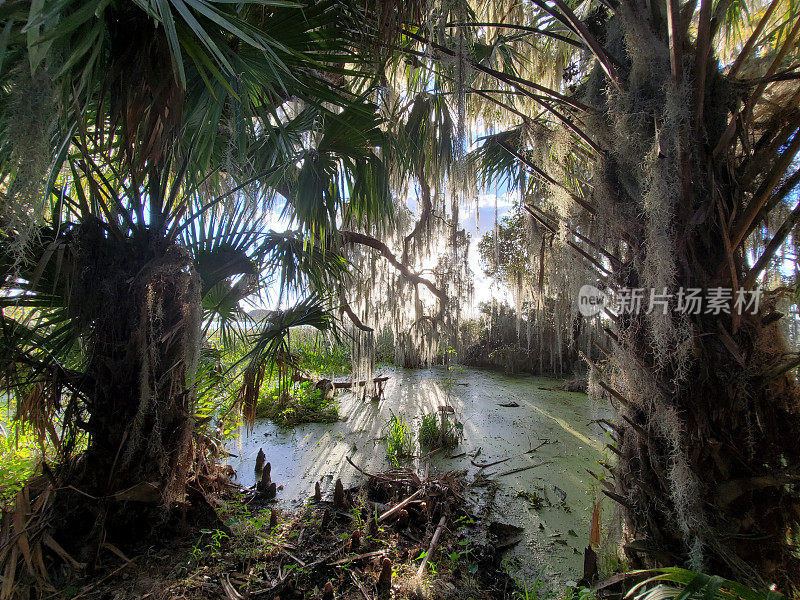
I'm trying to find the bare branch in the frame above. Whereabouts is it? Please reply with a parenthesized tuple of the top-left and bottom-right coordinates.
(444, 21, 582, 47)
(399, 28, 590, 112)
(339, 291, 374, 332)
(497, 141, 598, 215)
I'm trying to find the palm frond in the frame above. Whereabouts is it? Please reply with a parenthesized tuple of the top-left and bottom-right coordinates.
(236, 295, 336, 427)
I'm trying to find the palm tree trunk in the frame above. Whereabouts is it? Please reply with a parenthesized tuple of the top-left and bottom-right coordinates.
(58, 224, 202, 560)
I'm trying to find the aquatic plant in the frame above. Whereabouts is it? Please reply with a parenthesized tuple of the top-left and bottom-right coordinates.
(384, 412, 414, 466)
(418, 413, 440, 447)
(418, 411, 463, 449)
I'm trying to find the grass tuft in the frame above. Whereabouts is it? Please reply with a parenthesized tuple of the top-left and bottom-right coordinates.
(384, 412, 413, 466)
(417, 411, 463, 449)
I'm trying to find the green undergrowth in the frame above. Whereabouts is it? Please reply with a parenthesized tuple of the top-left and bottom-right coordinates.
(14, 483, 781, 600)
(254, 380, 338, 426)
(384, 410, 464, 466)
(292, 329, 351, 376)
(0, 413, 41, 505)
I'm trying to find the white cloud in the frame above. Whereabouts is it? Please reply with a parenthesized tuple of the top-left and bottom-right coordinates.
(476, 190, 517, 209)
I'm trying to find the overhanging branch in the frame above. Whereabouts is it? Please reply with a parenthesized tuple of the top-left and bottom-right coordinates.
(340, 230, 447, 317)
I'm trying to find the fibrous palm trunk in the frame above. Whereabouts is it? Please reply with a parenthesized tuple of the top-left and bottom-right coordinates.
(57, 222, 202, 560)
(582, 4, 800, 592)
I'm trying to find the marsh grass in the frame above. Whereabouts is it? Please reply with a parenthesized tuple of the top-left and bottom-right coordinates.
(384, 412, 413, 466)
(418, 413, 439, 447)
(418, 411, 463, 449)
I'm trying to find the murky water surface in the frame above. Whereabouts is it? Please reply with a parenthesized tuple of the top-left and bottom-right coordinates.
(227, 366, 611, 588)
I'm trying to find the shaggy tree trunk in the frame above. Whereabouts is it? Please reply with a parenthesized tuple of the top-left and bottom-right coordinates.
(583, 4, 800, 592)
(57, 223, 202, 561)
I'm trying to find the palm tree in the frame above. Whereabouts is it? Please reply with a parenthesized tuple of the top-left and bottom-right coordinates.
(0, 0, 395, 580)
(363, 0, 800, 591)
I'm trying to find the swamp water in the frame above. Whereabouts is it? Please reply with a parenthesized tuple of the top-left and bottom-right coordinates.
(228, 366, 613, 589)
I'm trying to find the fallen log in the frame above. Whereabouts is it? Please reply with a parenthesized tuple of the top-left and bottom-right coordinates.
(293, 370, 389, 389)
(333, 376, 390, 389)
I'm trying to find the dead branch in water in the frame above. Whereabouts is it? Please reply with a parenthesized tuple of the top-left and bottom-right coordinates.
(488, 461, 552, 478)
(471, 457, 511, 468)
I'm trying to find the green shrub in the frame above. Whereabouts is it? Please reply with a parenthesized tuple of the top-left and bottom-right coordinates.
(292, 329, 351, 376)
(0, 420, 40, 504)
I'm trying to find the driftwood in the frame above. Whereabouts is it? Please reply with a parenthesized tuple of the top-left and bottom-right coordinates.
(327, 550, 387, 566)
(416, 515, 447, 578)
(251, 568, 292, 598)
(378, 489, 424, 522)
(346, 456, 413, 483)
(420, 447, 442, 459)
(351, 572, 372, 600)
(471, 457, 511, 468)
(526, 440, 550, 454)
(221, 573, 244, 600)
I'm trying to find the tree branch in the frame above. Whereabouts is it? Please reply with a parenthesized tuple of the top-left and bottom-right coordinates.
(339, 291, 374, 332)
(399, 28, 590, 112)
(497, 140, 597, 215)
(731, 132, 800, 249)
(340, 230, 447, 315)
(443, 21, 582, 47)
(547, 0, 623, 88)
(402, 169, 433, 264)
